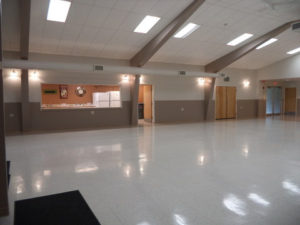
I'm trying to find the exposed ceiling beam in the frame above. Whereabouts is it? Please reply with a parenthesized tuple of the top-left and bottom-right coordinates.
(205, 20, 300, 73)
(130, 0, 206, 67)
(19, 0, 31, 60)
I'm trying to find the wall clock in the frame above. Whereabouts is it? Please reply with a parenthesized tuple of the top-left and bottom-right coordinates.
(75, 86, 86, 97)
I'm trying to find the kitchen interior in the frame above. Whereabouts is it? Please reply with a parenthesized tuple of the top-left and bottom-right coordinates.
(41, 84, 121, 110)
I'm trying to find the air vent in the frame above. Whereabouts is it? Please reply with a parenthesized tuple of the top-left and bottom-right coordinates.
(292, 22, 300, 33)
(224, 76, 230, 82)
(179, 71, 186, 76)
(93, 65, 104, 71)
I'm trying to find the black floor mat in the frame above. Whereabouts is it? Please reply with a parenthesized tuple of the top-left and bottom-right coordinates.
(14, 190, 101, 225)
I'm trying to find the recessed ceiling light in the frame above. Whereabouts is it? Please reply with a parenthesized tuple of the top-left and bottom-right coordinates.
(174, 23, 200, 38)
(287, 47, 300, 55)
(47, 0, 71, 23)
(134, 15, 160, 34)
(256, 38, 278, 50)
(227, 33, 253, 46)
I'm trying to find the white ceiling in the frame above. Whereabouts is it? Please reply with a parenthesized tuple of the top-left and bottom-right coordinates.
(2, 0, 300, 70)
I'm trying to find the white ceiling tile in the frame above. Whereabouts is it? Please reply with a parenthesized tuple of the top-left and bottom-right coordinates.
(94, 0, 117, 9)
(92, 28, 117, 44)
(101, 9, 130, 29)
(66, 3, 92, 26)
(72, 0, 96, 5)
(85, 6, 110, 28)
(77, 26, 99, 43)
(118, 13, 145, 33)
(3, 0, 300, 69)
(113, 0, 138, 11)
(60, 24, 83, 42)
(42, 22, 65, 40)
(131, 0, 160, 14)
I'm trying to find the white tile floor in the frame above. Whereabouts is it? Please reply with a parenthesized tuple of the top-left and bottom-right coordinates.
(1, 118, 300, 225)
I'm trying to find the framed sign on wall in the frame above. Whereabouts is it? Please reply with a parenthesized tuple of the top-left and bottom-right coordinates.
(59, 85, 68, 99)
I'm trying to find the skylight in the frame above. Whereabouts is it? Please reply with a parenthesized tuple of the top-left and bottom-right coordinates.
(227, 33, 253, 46)
(174, 23, 200, 38)
(134, 16, 160, 34)
(256, 38, 278, 50)
(287, 47, 300, 55)
(47, 0, 71, 23)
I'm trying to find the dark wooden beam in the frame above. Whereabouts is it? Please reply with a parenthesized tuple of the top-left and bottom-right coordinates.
(19, 0, 31, 131)
(19, 0, 31, 60)
(21, 69, 31, 131)
(131, 75, 140, 126)
(0, 0, 9, 217)
(130, 0, 206, 67)
(205, 20, 300, 73)
(0, 69, 8, 217)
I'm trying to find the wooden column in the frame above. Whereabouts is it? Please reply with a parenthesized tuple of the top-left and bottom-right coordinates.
(18, 0, 31, 131)
(20, 0, 31, 60)
(204, 78, 216, 120)
(0, 70, 9, 217)
(21, 69, 30, 131)
(0, 0, 9, 216)
(131, 75, 140, 126)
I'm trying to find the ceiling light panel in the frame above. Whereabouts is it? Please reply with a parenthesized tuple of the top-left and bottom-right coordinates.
(134, 15, 160, 34)
(174, 23, 200, 38)
(256, 38, 278, 50)
(47, 0, 71, 23)
(287, 47, 300, 55)
(227, 33, 253, 46)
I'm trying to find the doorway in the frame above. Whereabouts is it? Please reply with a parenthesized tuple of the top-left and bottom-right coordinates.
(138, 85, 153, 123)
(215, 86, 237, 120)
(284, 88, 297, 115)
(266, 87, 282, 116)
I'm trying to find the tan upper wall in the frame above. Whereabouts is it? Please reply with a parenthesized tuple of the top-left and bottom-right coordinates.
(4, 67, 260, 103)
(3, 52, 262, 103)
(257, 54, 300, 80)
(215, 68, 259, 100)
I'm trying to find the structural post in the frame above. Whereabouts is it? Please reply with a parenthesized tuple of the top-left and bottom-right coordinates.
(131, 75, 140, 126)
(204, 78, 216, 120)
(20, 0, 31, 60)
(0, 0, 9, 217)
(21, 69, 30, 131)
(0, 69, 9, 217)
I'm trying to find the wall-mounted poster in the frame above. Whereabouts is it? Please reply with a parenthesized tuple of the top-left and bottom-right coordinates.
(59, 85, 68, 99)
(43, 89, 57, 94)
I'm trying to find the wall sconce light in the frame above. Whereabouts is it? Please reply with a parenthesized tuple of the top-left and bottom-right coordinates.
(122, 75, 130, 83)
(139, 75, 144, 84)
(30, 70, 40, 81)
(198, 77, 205, 86)
(9, 69, 19, 81)
(243, 80, 250, 88)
